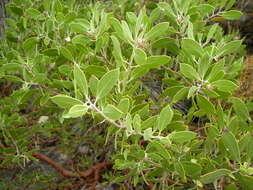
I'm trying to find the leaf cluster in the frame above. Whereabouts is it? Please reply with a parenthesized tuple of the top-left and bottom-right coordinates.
(0, 0, 253, 189)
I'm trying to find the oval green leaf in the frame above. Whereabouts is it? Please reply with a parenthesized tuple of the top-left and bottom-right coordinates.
(200, 169, 231, 184)
(63, 104, 88, 118)
(221, 131, 241, 162)
(74, 64, 88, 97)
(51, 95, 83, 109)
(96, 69, 119, 99)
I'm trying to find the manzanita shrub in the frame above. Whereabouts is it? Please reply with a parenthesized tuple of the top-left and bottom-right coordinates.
(1, 0, 253, 189)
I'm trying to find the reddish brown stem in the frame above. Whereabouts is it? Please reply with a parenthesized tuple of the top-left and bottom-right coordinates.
(32, 152, 77, 177)
(32, 152, 112, 190)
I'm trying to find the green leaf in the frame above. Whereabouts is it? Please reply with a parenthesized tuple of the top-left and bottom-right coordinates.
(104, 104, 123, 120)
(111, 35, 124, 65)
(157, 105, 174, 132)
(96, 69, 119, 99)
(63, 104, 88, 118)
(142, 116, 158, 130)
(181, 38, 204, 57)
(130, 67, 149, 80)
(171, 87, 189, 103)
(143, 55, 170, 69)
(182, 161, 202, 179)
(70, 21, 89, 33)
(152, 38, 180, 55)
(167, 121, 188, 131)
(239, 133, 251, 153)
(4, 75, 23, 82)
(197, 95, 216, 115)
(149, 7, 161, 24)
(42, 48, 59, 56)
(174, 162, 186, 181)
(0, 63, 22, 72)
(221, 10, 243, 20)
(89, 75, 99, 96)
(60, 47, 74, 62)
(126, 12, 137, 25)
(187, 86, 198, 99)
(114, 159, 136, 170)
(200, 169, 231, 184)
(26, 8, 42, 19)
(221, 131, 241, 162)
(206, 24, 218, 44)
(64, 12, 76, 24)
(225, 0, 236, 10)
(72, 36, 90, 48)
(117, 98, 130, 113)
(246, 137, 253, 160)
(133, 114, 141, 134)
(51, 95, 83, 109)
(23, 37, 38, 53)
(143, 128, 153, 141)
(231, 97, 250, 121)
(74, 64, 88, 97)
(169, 131, 196, 144)
(129, 145, 145, 160)
(180, 63, 200, 80)
(125, 113, 133, 132)
(207, 60, 224, 82)
(163, 85, 184, 97)
(110, 17, 124, 40)
(235, 174, 253, 190)
(219, 40, 242, 56)
(7, 4, 23, 16)
(84, 65, 107, 78)
(147, 141, 171, 159)
(217, 103, 224, 129)
(134, 48, 147, 65)
(121, 21, 133, 43)
(198, 53, 211, 78)
(211, 80, 237, 93)
(158, 3, 177, 25)
(144, 22, 175, 41)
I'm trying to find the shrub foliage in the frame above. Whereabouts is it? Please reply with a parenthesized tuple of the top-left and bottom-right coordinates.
(0, 0, 253, 189)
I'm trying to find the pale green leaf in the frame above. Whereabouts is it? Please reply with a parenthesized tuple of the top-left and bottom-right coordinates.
(200, 169, 232, 184)
(197, 95, 216, 115)
(63, 104, 88, 118)
(169, 131, 196, 144)
(181, 38, 204, 57)
(96, 69, 119, 99)
(231, 97, 250, 121)
(180, 63, 200, 80)
(142, 55, 170, 69)
(121, 21, 133, 42)
(219, 40, 242, 56)
(104, 104, 123, 120)
(51, 95, 83, 108)
(110, 17, 124, 40)
(157, 105, 174, 132)
(74, 64, 88, 97)
(111, 35, 124, 65)
(187, 86, 198, 99)
(147, 140, 171, 159)
(60, 47, 74, 62)
(134, 48, 147, 65)
(117, 98, 130, 113)
(221, 10, 243, 20)
(144, 22, 175, 41)
(221, 131, 241, 162)
(211, 80, 237, 93)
